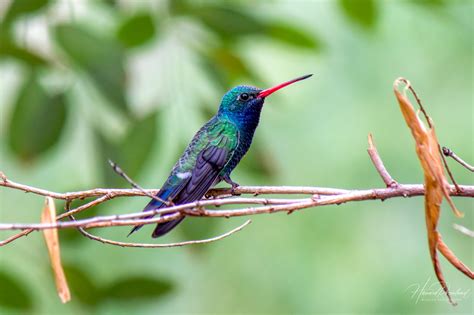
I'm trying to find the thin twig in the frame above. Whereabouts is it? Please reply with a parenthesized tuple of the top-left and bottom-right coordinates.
(0, 229, 32, 246)
(367, 134, 398, 188)
(453, 224, 474, 238)
(443, 147, 474, 172)
(71, 213, 251, 248)
(439, 144, 461, 192)
(59, 195, 112, 219)
(108, 160, 170, 205)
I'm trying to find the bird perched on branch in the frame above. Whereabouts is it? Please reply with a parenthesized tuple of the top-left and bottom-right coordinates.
(129, 74, 312, 238)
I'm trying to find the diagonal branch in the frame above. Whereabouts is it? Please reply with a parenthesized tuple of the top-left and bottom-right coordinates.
(108, 160, 171, 205)
(442, 147, 474, 172)
(367, 134, 398, 188)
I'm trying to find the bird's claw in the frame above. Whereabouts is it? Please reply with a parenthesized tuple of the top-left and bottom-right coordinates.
(230, 183, 240, 196)
(223, 176, 240, 195)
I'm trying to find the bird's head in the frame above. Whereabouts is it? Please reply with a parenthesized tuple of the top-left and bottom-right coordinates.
(217, 74, 312, 123)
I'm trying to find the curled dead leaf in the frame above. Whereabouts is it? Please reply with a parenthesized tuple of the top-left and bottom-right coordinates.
(41, 197, 71, 303)
(393, 77, 472, 306)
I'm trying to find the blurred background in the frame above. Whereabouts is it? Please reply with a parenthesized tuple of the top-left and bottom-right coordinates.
(0, 0, 472, 314)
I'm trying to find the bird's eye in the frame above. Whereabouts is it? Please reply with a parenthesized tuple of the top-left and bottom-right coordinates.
(239, 93, 250, 101)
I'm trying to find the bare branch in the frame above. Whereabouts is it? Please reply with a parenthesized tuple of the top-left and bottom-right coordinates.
(0, 229, 31, 246)
(1, 184, 472, 232)
(0, 173, 349, 200)
(0, 195, 307, 242)
(443, 147, 474, 172)
(108, 160, 170, 205)
(367, 134, 398, 188)
(439, 144, 461, 193)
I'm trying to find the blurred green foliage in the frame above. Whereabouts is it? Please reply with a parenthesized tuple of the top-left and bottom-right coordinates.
(0, 270, 33, 312)
(117, 12, 156, 48)
(339, 0, 378, 29)
(2, 0, 49, 27)
(0, 0, 472, 314)
(54, 24, 129, 113)
(62, 263, 172, 310)
(97, 111, 159, 187)
(7, 73, 67, 161)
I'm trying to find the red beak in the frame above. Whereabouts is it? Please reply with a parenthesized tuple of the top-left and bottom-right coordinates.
(257, 74, 313, 98)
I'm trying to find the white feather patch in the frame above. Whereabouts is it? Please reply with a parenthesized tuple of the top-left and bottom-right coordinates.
(176, 172, 191, 179)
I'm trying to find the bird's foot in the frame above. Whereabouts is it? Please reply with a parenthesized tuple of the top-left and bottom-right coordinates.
(223, 176, 240, 195)
(230, 185, 240, 196)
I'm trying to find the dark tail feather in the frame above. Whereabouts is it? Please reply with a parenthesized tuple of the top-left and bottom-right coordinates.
(127, 222, 147, 237)
(128, 190, 172, 237)
(128, 213, 155, 236)
(152, 215, 185, 238)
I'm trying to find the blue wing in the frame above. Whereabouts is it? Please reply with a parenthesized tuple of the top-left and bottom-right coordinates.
(129, 121, 238, 238)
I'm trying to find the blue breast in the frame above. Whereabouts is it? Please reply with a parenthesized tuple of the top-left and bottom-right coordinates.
(221, 103, 263, 176)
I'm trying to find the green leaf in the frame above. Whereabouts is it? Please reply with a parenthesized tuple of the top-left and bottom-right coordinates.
(339, 0, 377, 29)
(62, 263, 102, 307)
(117, 111, 158, 178)
(265, 22, 321, 49)
(96, 131, 121, 186)
(54, 24, 128, 112)
(98, 111, 159, 186)
(0, 31, 49, 67)
(2, 0, 49, 26)
(117, 13, 156, 48)
(0, 271, 34, 311)
(199, 47, 260, 89)
(192, 5, 264, 38)
(102, 276, 173, 301)
(7, 74, 68, 161)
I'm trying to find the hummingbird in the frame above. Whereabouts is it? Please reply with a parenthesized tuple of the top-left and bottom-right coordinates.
(130, 74, 312, 238)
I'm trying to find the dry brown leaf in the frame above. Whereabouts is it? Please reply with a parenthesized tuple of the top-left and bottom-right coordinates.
(393, 77, 473, 305)
(438, 234, 474, 278)
(41, 197, 71, 303)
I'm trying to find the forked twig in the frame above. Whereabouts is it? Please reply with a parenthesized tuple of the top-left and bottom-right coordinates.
(367, 134, 398, 188)
(442, 147, 474, 172)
